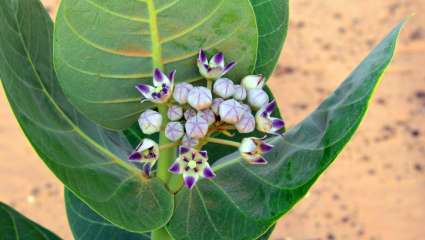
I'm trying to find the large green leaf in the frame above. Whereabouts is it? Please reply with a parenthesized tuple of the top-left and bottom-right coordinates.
(0, 0, 172, 233)
(250, 0, 289, 79)
(0, 202, 61, 240)
(53, 0, 258, 129)
(167, 21, 405, 240)
(65, 190, 150, 240)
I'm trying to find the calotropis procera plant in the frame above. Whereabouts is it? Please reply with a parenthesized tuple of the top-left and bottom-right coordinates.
(0, 0, 406, 240)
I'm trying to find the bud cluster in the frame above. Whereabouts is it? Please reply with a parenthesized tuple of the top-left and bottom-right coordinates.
(130, 50, 285, 189)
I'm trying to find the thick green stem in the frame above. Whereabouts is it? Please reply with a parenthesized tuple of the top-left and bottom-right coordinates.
(156, 105, 176, 183)
(207, 79, 213, 90)
(151, 227, 173, 240)
(207, 137, 241, 148)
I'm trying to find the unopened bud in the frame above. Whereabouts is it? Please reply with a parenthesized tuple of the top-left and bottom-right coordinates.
(187, 87, 212, 111)
(167, 105, 183, 121)
(247, 89, 269, 110)
(138, 110, 162, 134)
(213, 78, 235, 99)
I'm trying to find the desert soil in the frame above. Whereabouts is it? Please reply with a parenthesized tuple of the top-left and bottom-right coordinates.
(0, 0, 424, 239)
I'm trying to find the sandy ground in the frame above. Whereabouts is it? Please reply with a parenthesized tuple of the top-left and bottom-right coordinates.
(0, 0, 424, 239)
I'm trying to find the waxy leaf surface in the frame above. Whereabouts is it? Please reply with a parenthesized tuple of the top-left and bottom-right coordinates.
(0, 202, 61, 240)
(54, 0, 258, 129)
(0, 0, 173, 233)
(65, 190, 150, 240)
(166, 21, 405, 240)
(250, 0, 289, 79)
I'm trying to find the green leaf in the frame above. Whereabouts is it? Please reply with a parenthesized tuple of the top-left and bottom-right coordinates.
(0, 202, 61, 240)
(250, 0, 289, 79)
(53, 0, 258, 129)
(65, 190, 150, 240)
(167, 21, 405, 240)
(257, 225, 275, 240)
(0, 0, 173, 233)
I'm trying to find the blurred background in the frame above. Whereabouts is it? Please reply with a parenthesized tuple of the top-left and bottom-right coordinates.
(0, 0, 424, 239)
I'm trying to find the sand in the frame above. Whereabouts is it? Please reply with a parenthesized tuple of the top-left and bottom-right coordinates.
(0, 0, 424, 239)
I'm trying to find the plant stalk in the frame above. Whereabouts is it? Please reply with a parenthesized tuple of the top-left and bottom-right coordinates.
(207, 137, 241, 148)
(156, 105, 176, 184)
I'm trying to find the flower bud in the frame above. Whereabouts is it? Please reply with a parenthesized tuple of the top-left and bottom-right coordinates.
(199, 109, 216, 126)
(165, 122, 184, 142)
(167, 105, 183, 121)
(239, 137, 273, 165)
(219, 99, 245, 124)
(185, 114, 209, 139)
(247, 89, 269, 110)
(169, 147, 215, 189)
(233, 84, 247, 101)
(256, 101, 285, 134)
(241, 74, 265, 89)
(138, 110, 162, 134)
(173, 83, 193, 104)
(187, 86, 212, 111)
(128, 138, 159, 176)
(241, 103, 252, 113)
(213, 78, 235, 99)
(235, 112, 255, 133)
(211, 98, 224, 115)
(184, 108, 197, 120)
(182, 134, 199, 148)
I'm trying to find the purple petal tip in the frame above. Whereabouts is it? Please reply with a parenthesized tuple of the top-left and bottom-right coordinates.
(199, 150, 208, 159)
(203, 167, 216, 179)
(168, 162, 180, 174)
(251, 157, 268, 165)
(136, 84, 150, 94)
(179, 146, 190, 154)
(260, 143, 274, 153)
(184, 176, 196, 189)
(198, 49, 207, 63)
(128, 152, 141, 161)
(272, 119, 285, 129)
(265, 101, 277, 113)
(154, 68, 163, 82)
(144, 163, 152, 176)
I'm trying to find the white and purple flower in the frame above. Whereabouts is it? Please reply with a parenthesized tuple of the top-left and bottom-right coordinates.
(187, 86, 212, 111)
(136, 68, 176, 104)
(255, 101, 285, 134)
(173, 83, 194, 104)
(239, 137, 273, 165)
(241, 74, 265, 90)
(165, 122, 184, 142)
(197, 49, 236, 80)
(128, 138, 159, 176)
(168, 147, 216, 189)
(219, 99, 246, 124)
(233, 84, 247, 101)
(185, 114, 209, 139)
(247, 88, 269, 110)
(138, 110, 162, 134)
(213, 78, 235, 99)
(235, 111, 255, 133)
(167, 105, 183, 121)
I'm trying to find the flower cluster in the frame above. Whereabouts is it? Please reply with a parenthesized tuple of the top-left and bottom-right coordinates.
(129, 50, 284, 189)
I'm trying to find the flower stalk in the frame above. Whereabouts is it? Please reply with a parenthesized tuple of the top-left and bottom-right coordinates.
(206, 137, 241, 148)
(156, 105, 177, 184)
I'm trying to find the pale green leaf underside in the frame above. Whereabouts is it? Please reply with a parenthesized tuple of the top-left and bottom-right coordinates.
(167, 21, 405, 240)
(0, 0, 172, 233)
(54, 0, 258, 129)
(65, 190, 150, 240)
(0, 202, 61, 240)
